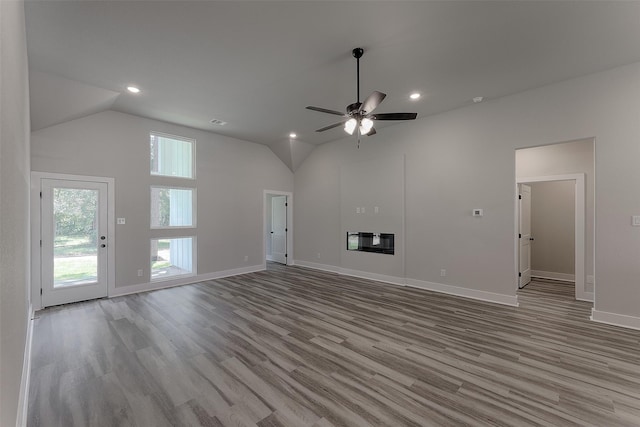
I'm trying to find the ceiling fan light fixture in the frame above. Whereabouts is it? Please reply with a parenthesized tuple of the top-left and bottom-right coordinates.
(410, 92, 421, 100)
(344, 118, 357, 135)
(360, 118, 374, 135)
(126, 86, 141, 94)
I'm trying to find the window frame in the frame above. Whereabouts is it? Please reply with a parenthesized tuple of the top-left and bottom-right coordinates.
(150, 236, 197, 282)
(149, 131, 196, 180)
(149, 185, 197, 229)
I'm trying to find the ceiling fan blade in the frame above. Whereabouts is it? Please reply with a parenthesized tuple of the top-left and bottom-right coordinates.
(315, 121, 346, 132)
(306, 106, 345, 116)
(360, 91, 386, 114)
(373, 112, 418, 121)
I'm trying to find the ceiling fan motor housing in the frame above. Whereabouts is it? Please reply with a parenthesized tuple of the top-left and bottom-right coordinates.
(352, 48, 364, 59)
(346, 102, 362, 115)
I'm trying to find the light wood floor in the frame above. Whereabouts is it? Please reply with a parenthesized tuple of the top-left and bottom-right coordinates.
(28, 264, 640, 426)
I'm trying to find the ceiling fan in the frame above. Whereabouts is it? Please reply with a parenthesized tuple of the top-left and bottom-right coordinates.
(306, 47, 417, 145)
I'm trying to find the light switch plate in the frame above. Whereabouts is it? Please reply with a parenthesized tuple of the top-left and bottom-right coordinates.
(632, 215, 640, 226)
(117, 218, 126, 225)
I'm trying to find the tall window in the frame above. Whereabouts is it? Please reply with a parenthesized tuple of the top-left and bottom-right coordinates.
(151, 237, 194, 280)
(150, 133, 194, 179)
(150, 187, 195, 228)
(150, 132, 196, 281)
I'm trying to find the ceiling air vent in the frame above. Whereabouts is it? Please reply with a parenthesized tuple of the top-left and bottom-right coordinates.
(210, 119, 227, 126)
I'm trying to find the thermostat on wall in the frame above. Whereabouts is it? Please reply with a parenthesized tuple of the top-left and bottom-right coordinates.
(472, 209, 483, 217)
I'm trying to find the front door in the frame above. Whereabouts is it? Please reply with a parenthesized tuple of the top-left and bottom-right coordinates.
(271, 195, 287, 264)
(41, 178, 109, 307)
(519, 183, 532, 288)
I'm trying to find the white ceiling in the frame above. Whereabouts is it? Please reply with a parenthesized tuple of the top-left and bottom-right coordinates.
(25, 1, 640, 170)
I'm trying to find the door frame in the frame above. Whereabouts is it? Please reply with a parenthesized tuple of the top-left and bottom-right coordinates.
(518, 183, 532, 289)
(263, 190, 293, 267)
(31, 172, 115, 310)
(515, 173, 589, 301)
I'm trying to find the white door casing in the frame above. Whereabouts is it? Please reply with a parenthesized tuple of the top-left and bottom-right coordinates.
(263, 190, 293, 268)
(516, 174, 588, 301)
(271, 195, 287, 264)
(519, 184, 532, 288)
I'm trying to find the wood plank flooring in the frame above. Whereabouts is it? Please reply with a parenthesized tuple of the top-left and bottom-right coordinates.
(28, 265, 640, 426)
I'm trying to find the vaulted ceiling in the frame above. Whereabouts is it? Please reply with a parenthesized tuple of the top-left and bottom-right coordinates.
(25, 1, 640, 170)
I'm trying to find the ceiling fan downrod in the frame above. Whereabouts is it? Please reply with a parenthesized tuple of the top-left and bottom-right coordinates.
(353, 48, 364, 104)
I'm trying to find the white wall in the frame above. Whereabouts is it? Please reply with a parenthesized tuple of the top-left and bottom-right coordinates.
(530, 181, 575, 277)
(295, 61, 640, 321)
(0, 1, 31, 425)
(516, 139, 594, 288)
(31, 111, 293, 292)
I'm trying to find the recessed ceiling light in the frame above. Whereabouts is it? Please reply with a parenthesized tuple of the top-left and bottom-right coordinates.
(409, 92, 421, 100)
(289, 133, 297, 138)
(473, 96, 484, 103)
(126, 86, 140, 94)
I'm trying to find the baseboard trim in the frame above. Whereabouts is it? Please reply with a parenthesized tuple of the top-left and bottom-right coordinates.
(294, 260, 518, 307)
(531, 270, 575, 282)
(16, 304, 34, 427)
(405, 278, 519, 307)
(292, 260, 341, 274)
(591, 308, 640, 331)
(110, 264, 265, 298)
(292, 260, 405, 286)
(576, 292, 594, 302)
(339, 267, 405, 286)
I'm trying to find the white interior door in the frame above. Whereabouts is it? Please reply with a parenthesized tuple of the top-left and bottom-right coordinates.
(519, 183, 532, 288)
(271, 195, 287, 264)
(41, 178, 109, 307)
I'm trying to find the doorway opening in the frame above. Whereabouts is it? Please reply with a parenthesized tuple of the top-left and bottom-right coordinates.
(517, 177, 585, 299)
(263, 190, 293, 267)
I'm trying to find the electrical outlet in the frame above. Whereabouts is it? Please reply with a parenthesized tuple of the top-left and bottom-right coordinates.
(117, 218, 126, 225)
(440, 269, 446, 277)
(137, 269, 143, 277)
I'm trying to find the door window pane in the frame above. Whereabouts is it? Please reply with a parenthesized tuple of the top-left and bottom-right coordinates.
(150, 187, 194, 228)
(150, 133, 194, 179)
(53, 188, 98, 287)
(151, 237, 194, 281)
